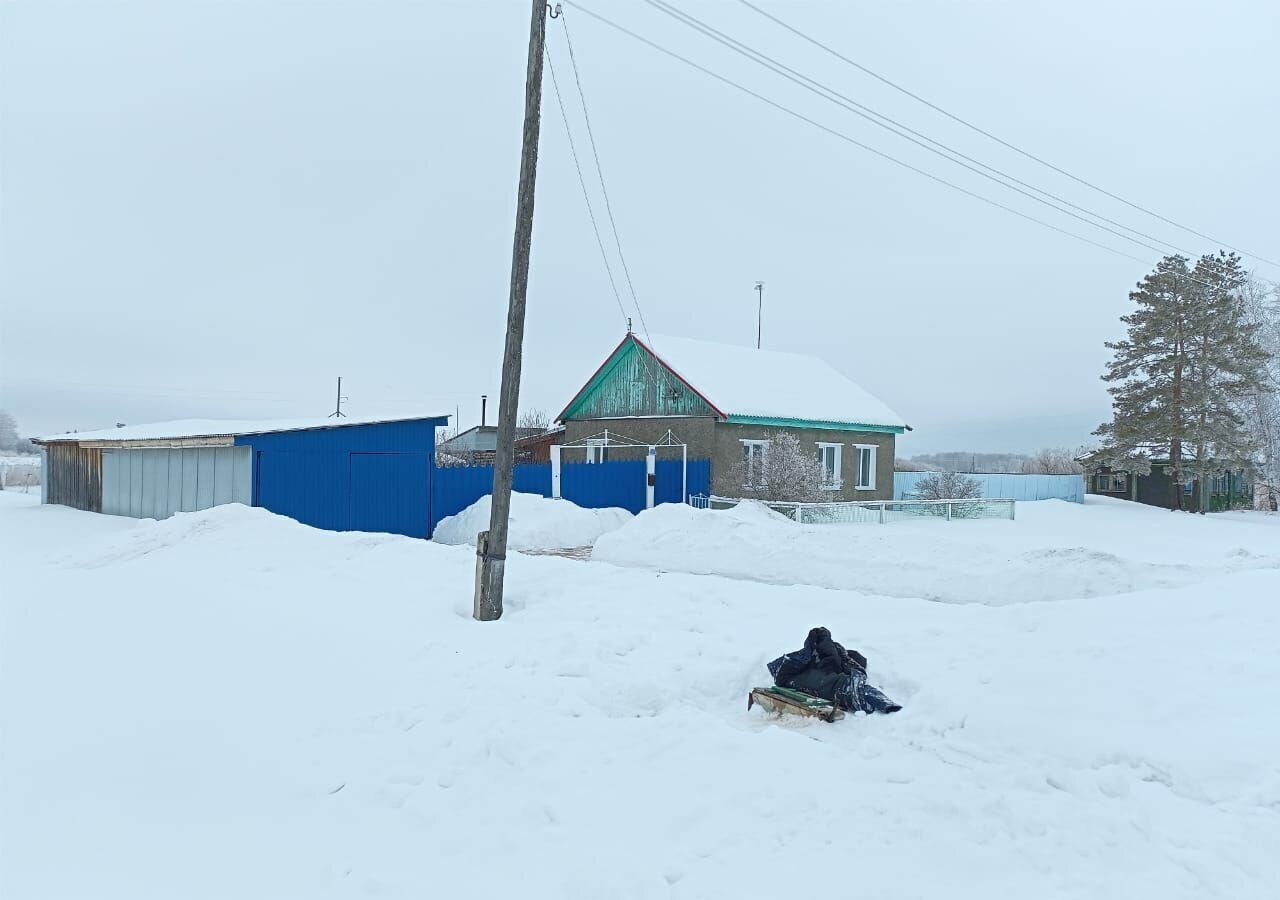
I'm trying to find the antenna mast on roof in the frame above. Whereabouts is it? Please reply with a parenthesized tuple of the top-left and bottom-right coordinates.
(754, 281, 764, 349)
(328, 377, 348, 418)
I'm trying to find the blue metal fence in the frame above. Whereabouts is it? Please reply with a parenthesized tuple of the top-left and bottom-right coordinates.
(561, 460, 646, 512)
(656, 458, 711, 506)
(430, 457, 711, 533)
(893, 472, 1084, 503)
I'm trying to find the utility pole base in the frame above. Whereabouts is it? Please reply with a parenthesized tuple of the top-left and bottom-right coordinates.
(473, 531, 505, 621)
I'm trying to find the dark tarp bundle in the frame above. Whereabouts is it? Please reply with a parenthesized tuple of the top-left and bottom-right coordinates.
(767, 627, 901, 714)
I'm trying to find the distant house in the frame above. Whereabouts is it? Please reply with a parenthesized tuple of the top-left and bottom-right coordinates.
(1083, 454, 1254, 512)
(436, 425, 548, 466)
(514, 426, 565, 464)
(557, 333, 908, 501)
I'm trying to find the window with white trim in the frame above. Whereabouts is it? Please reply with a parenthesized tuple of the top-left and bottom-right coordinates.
(854, 444, 877, 490)
(741, 440, 768, 488)
(816, 442, 842, 490)
(586, 439, 607, 464)
(1096, 473, 1127, 493)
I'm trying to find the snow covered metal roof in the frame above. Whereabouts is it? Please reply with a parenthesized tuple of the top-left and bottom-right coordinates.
(636, 334, 906, 430)
(437, 425, 547, 454)
(36, 414, 448, 445)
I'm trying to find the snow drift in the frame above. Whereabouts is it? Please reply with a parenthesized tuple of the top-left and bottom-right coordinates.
(3, 490, 1279, 899)
(592, 497, 1280, 605)
(432, 491, 630, 550)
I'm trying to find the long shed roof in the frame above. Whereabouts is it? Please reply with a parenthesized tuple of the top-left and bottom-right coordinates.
(37, 414, 448, 445)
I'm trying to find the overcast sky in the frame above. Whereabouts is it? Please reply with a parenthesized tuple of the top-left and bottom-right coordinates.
(2, 0, 1276, 453)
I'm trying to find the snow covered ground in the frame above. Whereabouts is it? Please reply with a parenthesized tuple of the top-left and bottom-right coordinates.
(2, 490, 1279, 899)
(432, 491, 631, 551)
(595, 497, 1280, 605)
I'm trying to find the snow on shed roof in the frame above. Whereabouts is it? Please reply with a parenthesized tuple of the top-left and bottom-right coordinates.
(636, 334, 906, 429)
(37, 413, 448, 444)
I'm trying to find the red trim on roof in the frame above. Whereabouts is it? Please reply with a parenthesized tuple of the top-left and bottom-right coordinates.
(556, 334, 633, 423)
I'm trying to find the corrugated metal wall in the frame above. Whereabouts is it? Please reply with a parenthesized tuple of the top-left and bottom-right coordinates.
(237, 418, 444, 538)
(894, 472, 1085, 503)
(101, 447, 252, 519)
(44, 443, 103, 512)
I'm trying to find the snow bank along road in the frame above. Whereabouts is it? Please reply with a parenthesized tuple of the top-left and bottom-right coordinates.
(2, 490, 1278, 899)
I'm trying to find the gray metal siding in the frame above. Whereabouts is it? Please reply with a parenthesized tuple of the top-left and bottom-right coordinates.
(129, 452, 144, 515)
(45, 443, 103, 512)
(181, 456, 198, 512)
(101, 447, 252, 520)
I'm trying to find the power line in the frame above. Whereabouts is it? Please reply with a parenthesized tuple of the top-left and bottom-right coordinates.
(642, 0, 1180, 259)
(558, 10, 656, 348)
(544, 42, 632, 326)
(733, 0, 1280, 270)
(565, 2, 1152, 266)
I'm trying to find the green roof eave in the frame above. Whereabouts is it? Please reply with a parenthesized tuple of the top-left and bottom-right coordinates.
(725, 415, 905, 434)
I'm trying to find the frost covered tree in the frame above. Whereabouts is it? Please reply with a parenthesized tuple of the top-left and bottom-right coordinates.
(1239, 275, 1280, 502)
(729, 432, 824, 503)
(1021, 448, 1085, 474)
(1095, 253, 1271, 510)
(517, 408, 551, 431)
(0, 410, 18, 452)
(911, 471, 982, 501)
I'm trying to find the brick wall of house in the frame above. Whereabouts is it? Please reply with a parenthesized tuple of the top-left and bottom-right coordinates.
(711, 423, 895, 501)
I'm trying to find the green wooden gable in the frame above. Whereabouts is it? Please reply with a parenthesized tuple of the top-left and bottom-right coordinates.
(560, 337, 718, 421)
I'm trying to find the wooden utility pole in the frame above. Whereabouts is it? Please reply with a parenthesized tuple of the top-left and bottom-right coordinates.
(474, 0, 551, 621)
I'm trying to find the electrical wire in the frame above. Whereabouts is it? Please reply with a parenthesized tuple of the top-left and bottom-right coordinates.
(544, 42, 632, 326)
(564, 2, 1153, 266)
(559, 11, 657, 348)
(733, 0, 1280, 270)
(642, 0, 1180, 259)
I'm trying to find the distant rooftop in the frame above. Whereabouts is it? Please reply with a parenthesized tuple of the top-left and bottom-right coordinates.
(437, 425, 548, 454)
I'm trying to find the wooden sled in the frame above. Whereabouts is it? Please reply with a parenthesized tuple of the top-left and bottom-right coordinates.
(748, 686, 844, 723)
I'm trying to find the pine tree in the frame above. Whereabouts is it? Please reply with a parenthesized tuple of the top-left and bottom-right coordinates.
(1182, 252, 1272, 498)
(1096, 253, 1271, 510)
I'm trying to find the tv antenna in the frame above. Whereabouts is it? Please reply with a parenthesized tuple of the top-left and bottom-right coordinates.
(329, 377, 348, 418)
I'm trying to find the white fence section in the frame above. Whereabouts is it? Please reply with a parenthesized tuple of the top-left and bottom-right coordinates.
(688, 494, 1016, 523)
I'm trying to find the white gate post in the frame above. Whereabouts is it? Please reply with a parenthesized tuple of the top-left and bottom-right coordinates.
(682, 444, 687, 503)
(550, 445, 562, 499)
(646, 446, 656, 509)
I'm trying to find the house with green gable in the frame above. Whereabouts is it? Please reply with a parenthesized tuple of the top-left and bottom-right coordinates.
(556, 333, 908, 501)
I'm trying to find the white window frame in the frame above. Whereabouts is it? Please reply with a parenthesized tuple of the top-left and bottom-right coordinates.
(1097, 473, 1127, 493)
(586, 439, 607, 464)
(816, 442, 842, 490)
(853, 444, 878, 491)
(741, 439, 768, 488)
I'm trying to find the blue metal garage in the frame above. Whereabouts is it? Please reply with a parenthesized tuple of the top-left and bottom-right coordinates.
(35, 414, 449, 538)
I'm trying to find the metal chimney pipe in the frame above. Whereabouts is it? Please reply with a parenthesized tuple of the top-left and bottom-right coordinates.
(481, 395, 488, 428)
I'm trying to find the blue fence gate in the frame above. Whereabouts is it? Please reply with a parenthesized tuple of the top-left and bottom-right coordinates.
(431, 457, 711, 535)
